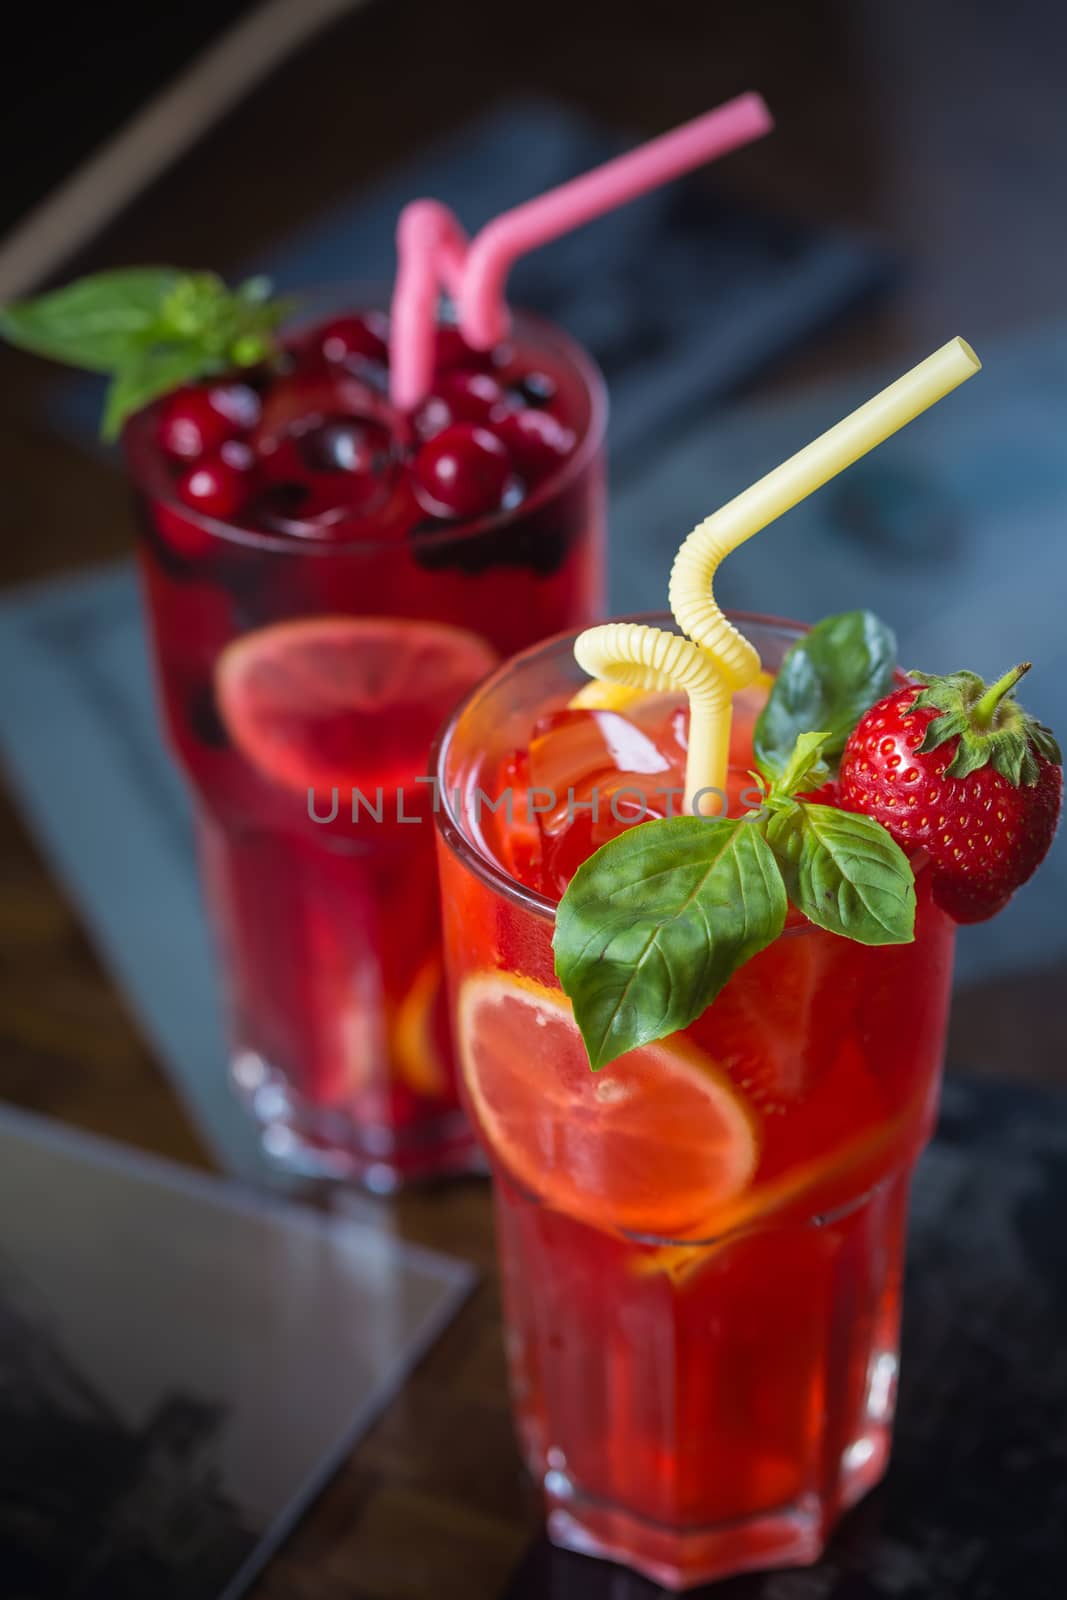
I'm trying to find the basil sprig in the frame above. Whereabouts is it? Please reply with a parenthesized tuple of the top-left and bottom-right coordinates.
(555, 613, 915, 1069)
(765, 798, 916, 945)
(0, 269, 292, 438)
(554, 816, 787, 1071)
(754, 609, 896, 777)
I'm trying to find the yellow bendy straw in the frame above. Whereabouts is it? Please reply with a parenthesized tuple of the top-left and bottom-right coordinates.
(574, 337, 981, 814)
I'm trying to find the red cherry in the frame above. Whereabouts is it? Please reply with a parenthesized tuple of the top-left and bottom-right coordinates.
(517, 370, 557, 407)
(415, 370, 504, 439)
(492, 407, 575, 481)
(437, 370, 503, 420)
(253, 371, 391, 453)
(175, 444, 256, 519)
(491, 407, 574, 478)
(413, 424, 512, 518)
(158, 388, 237, 461)
(294, 418, 396, 517)
(206, 382, 261, 430)
(298, 417, 390, 476)
(219, 438, 257, 473)
(434, 325, 488, 375)
(318, 312, 389, 366)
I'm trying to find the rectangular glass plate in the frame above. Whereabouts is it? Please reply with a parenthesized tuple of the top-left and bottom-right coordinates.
(0, 1103, 475, 1599)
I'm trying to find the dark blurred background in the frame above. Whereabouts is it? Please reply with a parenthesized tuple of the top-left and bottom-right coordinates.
(8, 0, 1067, 342)
(5, 0, 1067, 566)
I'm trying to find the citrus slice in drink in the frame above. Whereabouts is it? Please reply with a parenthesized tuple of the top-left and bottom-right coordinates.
(457, 973, 758, 1238)
(635, 1058, 919, 1283)
(390, 954, 450, 1099)
(568, 678, 645, 711)
(690, 936, 828, 1111)
(216, 616, 497, 794)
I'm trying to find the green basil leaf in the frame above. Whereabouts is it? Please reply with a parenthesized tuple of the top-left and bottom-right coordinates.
(101, 344, 224, 440)
(766, 801, 915, 945)
(0, 268, 183, 371)
(554, 816, 787, 1070)
(227, 293, 293, 359)
(2, 267, 292, 441)
(755, 610, 897, 779)
(158, 272, 231, 342)
(769, 730, 833, 801)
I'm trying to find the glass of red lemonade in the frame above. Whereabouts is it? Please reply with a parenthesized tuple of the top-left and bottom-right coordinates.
(433, 614, 956, 1588)
(125, 294, 606, 1187)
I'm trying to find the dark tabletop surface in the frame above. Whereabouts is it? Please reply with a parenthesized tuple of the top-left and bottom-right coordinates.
(1, 2, 1066, 1597)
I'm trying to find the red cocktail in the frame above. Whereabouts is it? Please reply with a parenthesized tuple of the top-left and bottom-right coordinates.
(126, 301, 605, 1185)
(2, 100, 779, 1188)
(434, 617, 956, 1587)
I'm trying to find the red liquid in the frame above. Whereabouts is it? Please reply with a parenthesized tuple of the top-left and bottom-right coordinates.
(127, 306, 605, 1185)
(435, 626, 956, 1586)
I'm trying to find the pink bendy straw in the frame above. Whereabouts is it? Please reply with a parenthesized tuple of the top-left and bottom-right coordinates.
(389, 92, 773, 410)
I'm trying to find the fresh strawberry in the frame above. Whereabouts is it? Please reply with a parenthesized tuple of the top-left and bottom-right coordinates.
(839, 664, 1062, 923)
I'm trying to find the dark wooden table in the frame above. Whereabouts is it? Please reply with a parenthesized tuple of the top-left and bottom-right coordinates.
(2, 3, 1066, 1596)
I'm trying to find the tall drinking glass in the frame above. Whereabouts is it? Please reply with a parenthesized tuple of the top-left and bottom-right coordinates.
(434, 616, 956, 1588)
(127, 297, 606, 1187)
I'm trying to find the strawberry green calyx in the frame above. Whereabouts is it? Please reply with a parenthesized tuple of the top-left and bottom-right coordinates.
(908, 665, 1062, 786)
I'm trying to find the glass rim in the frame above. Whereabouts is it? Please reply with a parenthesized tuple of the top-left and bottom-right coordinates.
(433, 608, 812, 928)
(123, 294, 608, 559)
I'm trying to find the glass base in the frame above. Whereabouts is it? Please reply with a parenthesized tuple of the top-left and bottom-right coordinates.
(542, 1423, 891, 1591)
(229, 1050, 485, 1191)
